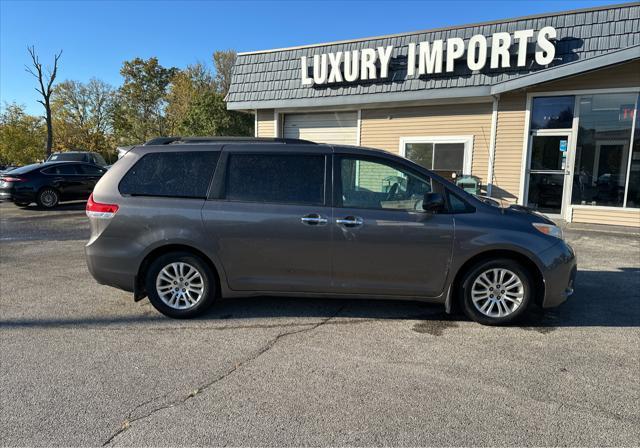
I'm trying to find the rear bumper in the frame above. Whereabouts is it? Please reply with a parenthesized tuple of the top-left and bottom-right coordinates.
(538, 241, 577, 308)
(85, 239, 137, 293)
(0, 188, 35, 203)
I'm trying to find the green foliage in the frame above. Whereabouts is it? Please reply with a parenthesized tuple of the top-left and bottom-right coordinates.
(179, 90, 253, 136)
(51, 78, 116, 161)
(165, 63, 216, 135)
(0, 103, 46, 165)
(112, 57, 178, 145)
(212, 50, 237, 96)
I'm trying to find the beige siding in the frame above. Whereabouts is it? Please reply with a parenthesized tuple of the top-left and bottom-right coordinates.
(256, 109, 275, 137)
(529, 61, 640, 92)
(572, 207, 640, 227)
(360, 103, 493, 185)
(492, 93, 527, 202)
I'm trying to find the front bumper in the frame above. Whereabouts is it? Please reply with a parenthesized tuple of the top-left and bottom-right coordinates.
(538, 240, 577, 308)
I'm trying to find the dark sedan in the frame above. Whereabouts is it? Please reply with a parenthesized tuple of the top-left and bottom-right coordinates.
(0, 162, 107, 208)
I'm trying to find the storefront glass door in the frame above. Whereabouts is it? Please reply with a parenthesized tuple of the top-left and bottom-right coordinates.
(526, 132, 572, 215)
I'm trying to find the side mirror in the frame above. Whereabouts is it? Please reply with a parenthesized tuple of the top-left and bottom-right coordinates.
(422, 192, 445, 212)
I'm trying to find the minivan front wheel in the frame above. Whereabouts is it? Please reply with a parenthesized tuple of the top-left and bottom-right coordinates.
(460, 259, 532, 325)
(145, 252, 217, 318)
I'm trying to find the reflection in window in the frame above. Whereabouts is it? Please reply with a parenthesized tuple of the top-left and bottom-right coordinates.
(625, 95, 640, 208)
(531, 96, 575, 129)
(405, 141, 466, 179)
(340, 158, 431, 211)
(571, 93, 636, 207)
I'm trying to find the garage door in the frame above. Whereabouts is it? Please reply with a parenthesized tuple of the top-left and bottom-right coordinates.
(283, 112, 358, 145)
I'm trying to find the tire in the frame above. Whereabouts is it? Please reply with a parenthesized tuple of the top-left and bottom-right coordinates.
(460, 258, 532, 325)
(36, 188, 59, 209)
(145, 251, 217, 318)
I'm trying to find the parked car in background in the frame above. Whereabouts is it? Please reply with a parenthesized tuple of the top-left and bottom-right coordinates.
(0, 161, 107, 208)
(0, 165, 19, 175)
(85, 137, 576, 326)
(46, 151, 108, 167)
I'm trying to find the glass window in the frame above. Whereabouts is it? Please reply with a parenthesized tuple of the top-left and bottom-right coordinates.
(92, 153, 107, 166)
(48, 153, 86, 162)
(531, 96, 575, 129)
(225, 154, 325, 205)
(571, 93, 637, 207)
(405, 140, 466, 179)
(77, 164, 105, 175)
(340, 157, 431, 211)
(625, 95, 640, 208)
(119, 151, 219, 198)
(44, 164, 79, 175)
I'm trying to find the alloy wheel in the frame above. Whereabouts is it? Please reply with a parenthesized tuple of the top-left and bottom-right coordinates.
(471, 268, 525, 318)
(155, 262, 205, 310)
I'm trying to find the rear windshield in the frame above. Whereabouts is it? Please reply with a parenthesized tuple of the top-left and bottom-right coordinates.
(4, 163, 42, 175)
(119, 151, 220, 198)
(48, 153, 86, 162)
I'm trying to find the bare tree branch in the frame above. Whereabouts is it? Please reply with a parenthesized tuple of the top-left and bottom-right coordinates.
(25, 45, 62, 157)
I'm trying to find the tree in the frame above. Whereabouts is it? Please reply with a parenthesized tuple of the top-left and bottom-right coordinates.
(179, 90, 253, 136)
(0, 103, 46, 165)
(112, 57, 177, 145)
(51, 78, 116, 159)
(25, 46, 62, 158)
(165, 63, 215, 135)
(212, 50, 236, 96)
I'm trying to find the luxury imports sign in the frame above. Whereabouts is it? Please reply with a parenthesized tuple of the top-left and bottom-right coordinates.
(300, 27, 557, 86)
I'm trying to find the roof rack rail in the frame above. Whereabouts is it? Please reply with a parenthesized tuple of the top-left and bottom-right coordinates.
(143, 136, 317, 146)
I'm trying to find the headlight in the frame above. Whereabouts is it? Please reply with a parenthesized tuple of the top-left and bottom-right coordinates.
(532, 222, 563, 239)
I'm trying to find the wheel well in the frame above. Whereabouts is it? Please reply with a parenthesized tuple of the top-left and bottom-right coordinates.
(135, 244, 221, 301)
(450, 250, 545, 310)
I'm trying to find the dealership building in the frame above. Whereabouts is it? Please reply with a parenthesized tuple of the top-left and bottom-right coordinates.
(227, 2, 640, 227)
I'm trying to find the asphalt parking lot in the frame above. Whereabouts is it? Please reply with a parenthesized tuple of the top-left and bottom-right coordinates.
(1, 201, 639, 446)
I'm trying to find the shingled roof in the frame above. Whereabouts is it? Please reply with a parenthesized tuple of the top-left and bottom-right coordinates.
(226, 3, 640, 111)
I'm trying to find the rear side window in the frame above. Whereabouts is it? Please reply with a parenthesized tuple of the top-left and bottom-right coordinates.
(119, 151, 219, 198)
(43, 165, 79, 175)
(225, 154, 325, 205)
(92, 153, 107, 166)
(77, 164, 105, 175)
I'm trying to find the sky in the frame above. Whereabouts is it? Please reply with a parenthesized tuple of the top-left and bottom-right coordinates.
(0, 0, 626, 115)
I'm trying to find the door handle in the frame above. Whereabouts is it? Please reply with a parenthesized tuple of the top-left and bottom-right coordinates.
(336, 216, 364, 227)
(301, 213, 328, 226)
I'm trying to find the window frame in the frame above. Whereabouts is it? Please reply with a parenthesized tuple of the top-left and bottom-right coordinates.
(399, 135, 474, 176)
(41, 164, 81, 176)
(211, 151, 330, 207)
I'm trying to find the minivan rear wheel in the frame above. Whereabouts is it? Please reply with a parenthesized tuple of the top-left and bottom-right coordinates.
(460, 259, 532, 325)
(145, 252, 217, 318)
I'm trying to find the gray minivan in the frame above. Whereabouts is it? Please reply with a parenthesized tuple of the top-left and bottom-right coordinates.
(85, 137, 576, 325)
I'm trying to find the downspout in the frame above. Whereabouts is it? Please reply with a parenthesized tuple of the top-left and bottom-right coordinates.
(486, 94, 499, 197)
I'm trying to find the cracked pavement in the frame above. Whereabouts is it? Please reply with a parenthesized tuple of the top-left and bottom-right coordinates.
(1, 201, 639, 446)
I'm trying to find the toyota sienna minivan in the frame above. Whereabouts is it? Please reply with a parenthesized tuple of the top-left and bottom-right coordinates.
(85, 137, 576, 325)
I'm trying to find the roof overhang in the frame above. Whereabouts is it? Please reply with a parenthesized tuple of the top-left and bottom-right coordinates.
(491, 45, 640, 94)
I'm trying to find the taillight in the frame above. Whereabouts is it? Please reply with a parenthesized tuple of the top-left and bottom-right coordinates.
(1, 177, 25, 182)
(86, 193, 119, 219)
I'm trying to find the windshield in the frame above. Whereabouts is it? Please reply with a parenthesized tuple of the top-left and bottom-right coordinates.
(48, 153, 86, 162)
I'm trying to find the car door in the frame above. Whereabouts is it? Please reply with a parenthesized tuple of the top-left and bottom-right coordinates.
(76, 164, 106, 198)
(201, 145, 333, 293)
(331, 154, 454, 297)
(44, 164, 84, 200)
